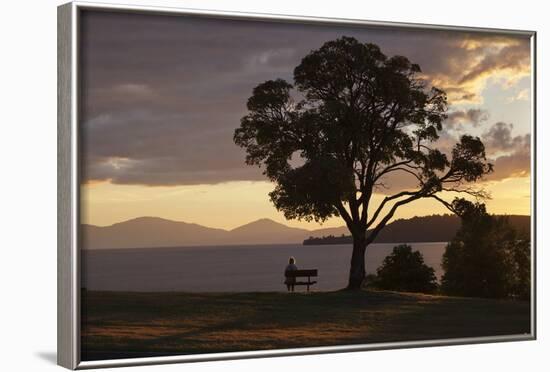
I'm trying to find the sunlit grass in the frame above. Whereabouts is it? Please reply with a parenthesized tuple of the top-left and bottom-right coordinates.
(81, 290, 530, 360)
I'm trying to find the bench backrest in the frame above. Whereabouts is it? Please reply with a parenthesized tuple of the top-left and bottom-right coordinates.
(287, 269, 318, 277)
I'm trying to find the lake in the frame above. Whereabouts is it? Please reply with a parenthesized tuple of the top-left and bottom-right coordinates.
(82, 242, 447, 292)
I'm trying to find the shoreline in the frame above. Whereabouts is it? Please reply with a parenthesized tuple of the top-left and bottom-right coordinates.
(83, 241, 451, 251)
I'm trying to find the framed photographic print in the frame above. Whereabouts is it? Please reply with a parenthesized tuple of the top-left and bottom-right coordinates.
(57, 1, 536, 369)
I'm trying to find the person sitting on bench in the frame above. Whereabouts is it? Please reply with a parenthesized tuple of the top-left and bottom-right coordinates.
(284, 256, 298, 292)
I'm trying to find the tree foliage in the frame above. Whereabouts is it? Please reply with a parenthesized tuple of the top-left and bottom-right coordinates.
(441, 200, 530, 299)
(234, 36, 493, 288)
(373, 244, 438, 293)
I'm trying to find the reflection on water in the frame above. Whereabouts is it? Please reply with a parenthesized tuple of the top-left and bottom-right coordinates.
(82, 242, 447, 292)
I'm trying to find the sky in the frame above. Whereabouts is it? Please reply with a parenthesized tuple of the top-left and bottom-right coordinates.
(79, 11, 532, 230)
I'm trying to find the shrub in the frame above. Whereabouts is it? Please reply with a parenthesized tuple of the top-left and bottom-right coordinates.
(375, 244, 438, 294)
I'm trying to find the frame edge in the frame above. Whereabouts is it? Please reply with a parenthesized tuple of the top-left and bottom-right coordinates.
(531, 31, 537, 340)
(58, 2, 78, 370)
(65, 2, 537, 369)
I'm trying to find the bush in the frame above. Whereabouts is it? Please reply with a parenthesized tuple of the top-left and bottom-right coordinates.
(441, 202, 530, 299)
(374, 244, 438, 294)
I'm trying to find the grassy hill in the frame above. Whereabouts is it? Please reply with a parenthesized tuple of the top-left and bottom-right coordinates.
(81, 290, 531, 361)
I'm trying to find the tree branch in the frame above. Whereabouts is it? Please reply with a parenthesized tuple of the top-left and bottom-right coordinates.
(366, 190, 419, 228)
(366, 192, 425, 244)
(429, 194, 456, 214)
(335, 201, 354, 231)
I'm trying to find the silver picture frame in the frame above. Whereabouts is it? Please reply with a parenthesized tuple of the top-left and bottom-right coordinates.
(58, 1, 537, 369)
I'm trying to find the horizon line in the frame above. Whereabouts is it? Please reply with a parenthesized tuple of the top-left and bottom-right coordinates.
(80, 213, 531, 231)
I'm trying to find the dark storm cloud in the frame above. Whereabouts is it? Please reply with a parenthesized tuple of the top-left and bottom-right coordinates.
(82, 109, 266, 185)
(445, 108, 489, 128)
(80, 11, 531, 186)
(488, 150, 530, 181)
(482, 122, 529, 152)
(482, 122, 531, 180)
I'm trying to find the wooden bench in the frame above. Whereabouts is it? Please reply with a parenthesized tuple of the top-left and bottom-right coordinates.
(286, 269, 318, 292)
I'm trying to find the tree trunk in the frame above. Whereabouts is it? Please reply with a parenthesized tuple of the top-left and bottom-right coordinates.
(347, 231, 367, 290)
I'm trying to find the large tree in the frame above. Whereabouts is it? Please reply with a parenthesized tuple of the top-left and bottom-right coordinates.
(234, 37, 493, 289)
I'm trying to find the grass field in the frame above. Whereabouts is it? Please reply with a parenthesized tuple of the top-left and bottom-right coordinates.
(81, 290, 531, 361)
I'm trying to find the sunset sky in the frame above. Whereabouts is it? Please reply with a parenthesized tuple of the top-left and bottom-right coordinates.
(79, 11, 532, 230)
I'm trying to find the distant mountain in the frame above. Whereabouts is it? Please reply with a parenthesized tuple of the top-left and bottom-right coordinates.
(82, 214, 530, 250)
(82, 217, 312, 249)
(82, 217, 228, 249)
(228, 218, 310, 244)
(303, 214, 531, 245)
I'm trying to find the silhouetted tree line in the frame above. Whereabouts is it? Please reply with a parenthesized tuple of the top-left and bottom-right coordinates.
(302, 214, 530, 245)
(304, 234, 350, 245)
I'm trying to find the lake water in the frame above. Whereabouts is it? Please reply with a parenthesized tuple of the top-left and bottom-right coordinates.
(82, 242, 447, 292)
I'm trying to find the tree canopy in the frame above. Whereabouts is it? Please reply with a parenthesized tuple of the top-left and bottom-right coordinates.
(234, 36, 493, 288)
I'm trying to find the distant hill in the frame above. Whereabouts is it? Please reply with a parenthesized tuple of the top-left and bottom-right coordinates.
(228, 218, 310, 245)
(81, 217, 229, 249)
(82, 217, 315, 249)
(82, 214, 530, 249)
(303, 214, 531, 245)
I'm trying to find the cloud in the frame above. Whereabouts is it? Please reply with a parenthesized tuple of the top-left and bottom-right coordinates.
(458, 43, 531, 85)
(81, 110, 265, 186)
(482, 122, 529, 153)
(481, 122, 530, 180)
(423, 36, 531, 105)
(445, 108, 489, 128)
(488, 150, 530, 181)
(507, 88, 530, 103)
(112, 83, 154, 97)
(79, 11, 532, 187)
